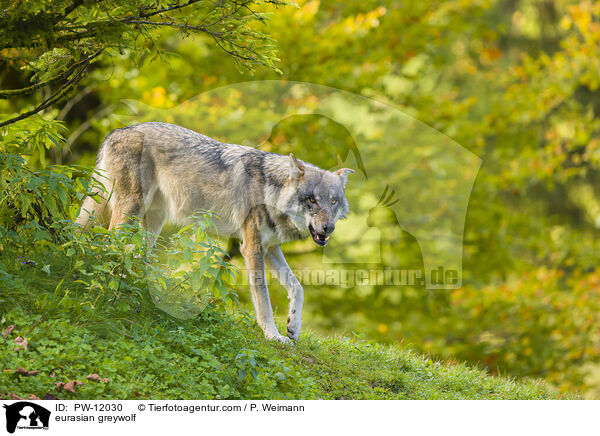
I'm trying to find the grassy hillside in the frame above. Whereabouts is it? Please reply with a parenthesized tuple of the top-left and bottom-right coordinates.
(0, 255, 566, 400)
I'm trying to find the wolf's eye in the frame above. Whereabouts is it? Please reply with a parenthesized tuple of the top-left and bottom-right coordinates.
(309, 196, 316, 203)
(331, 199, 337, 205)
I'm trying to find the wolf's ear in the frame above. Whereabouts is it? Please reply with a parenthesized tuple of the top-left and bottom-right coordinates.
(334, 168, 354, 186)
(289, 153, 305, 179)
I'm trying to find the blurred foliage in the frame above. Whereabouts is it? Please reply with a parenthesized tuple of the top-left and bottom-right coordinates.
(3, 0, 600, 397)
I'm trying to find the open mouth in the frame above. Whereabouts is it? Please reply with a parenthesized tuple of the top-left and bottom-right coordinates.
(309, 224, 329, 246)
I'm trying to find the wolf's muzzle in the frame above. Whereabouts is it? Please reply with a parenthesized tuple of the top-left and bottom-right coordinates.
(308, 223, 333, 246)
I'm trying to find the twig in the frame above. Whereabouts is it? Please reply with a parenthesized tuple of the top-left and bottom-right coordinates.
(0, 55, 98, 99)
(57, 86, 92, 120)
(1, 66, 84, 127)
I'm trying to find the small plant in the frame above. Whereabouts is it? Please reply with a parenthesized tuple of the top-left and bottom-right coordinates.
(235, 349, 264, 382)
(145, 212, 240, 319)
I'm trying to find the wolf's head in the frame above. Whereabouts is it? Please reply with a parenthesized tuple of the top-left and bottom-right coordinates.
(285, 153, 353, 246)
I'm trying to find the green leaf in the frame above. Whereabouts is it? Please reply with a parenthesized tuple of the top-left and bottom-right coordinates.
(20, 196, 32, 216)
(190, 269, 204, 291)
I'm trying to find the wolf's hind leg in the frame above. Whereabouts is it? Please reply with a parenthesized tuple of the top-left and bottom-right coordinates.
(108, 198, 144, 231)
(266, 245, 304, 341)
(143, 206, 167, 247)
(77, 194, 108, 228)
(103, 130, 148, 231)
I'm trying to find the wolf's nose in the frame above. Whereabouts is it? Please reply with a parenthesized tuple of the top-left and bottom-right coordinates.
(322, 223, 335, 235)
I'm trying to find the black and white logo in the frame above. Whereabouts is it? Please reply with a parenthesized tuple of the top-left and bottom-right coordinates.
(3, 402, 50, 434)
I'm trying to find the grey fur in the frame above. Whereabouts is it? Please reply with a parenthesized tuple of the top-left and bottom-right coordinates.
(76, 122, 353, 343)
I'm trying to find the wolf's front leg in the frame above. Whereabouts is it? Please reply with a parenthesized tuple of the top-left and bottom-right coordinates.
(266, 245, 304, 341)
(241, 227, 291, 344)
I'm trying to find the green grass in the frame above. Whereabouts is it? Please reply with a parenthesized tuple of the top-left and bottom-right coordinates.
(0, 244, 570, 400)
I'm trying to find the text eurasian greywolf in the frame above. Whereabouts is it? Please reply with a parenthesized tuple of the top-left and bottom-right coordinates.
(76, 122, 353, 343)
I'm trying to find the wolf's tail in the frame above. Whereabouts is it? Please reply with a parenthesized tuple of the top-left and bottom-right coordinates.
(75, 190, 110, 229)
(75, 146, 113, 229)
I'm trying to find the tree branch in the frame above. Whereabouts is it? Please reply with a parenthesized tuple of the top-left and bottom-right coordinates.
(0, 54, 100, 99)
(0, 50, 103, 128)
(53, 0, 89, 24)
(138, 0, 203, 19)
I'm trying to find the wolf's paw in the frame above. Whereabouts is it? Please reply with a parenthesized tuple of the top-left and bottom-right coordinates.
(286, 327, 300, 341)
(271, 334, 294, 345)
(286, 315, 302, 341)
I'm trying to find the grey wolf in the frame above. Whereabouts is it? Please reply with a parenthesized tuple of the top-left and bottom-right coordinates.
(76, 122, 353, 343)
